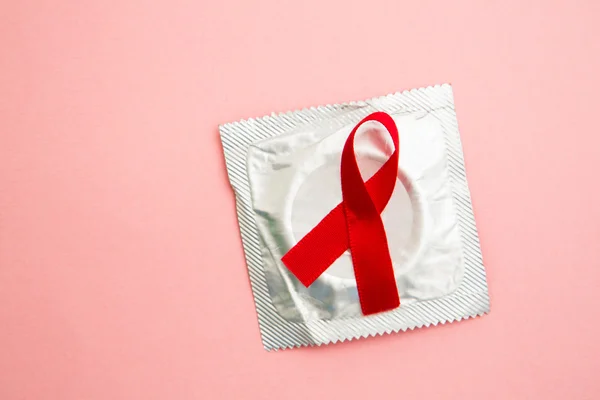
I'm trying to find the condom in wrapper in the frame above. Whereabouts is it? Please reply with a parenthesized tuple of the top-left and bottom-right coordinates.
(220, 84, 489, 350)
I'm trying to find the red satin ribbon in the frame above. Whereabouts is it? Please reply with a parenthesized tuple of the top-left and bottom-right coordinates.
(282, 111, 401, 315)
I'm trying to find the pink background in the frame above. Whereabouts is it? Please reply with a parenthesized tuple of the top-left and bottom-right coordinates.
(1, 0, 599, 399)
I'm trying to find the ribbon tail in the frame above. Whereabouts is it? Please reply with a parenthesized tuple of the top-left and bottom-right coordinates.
(281, 203, 348, 286)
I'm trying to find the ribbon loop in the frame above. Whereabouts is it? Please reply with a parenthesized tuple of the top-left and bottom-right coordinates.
(282, 112, 401, 315)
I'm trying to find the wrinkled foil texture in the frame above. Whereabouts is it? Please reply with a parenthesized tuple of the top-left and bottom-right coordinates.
(220, 85, 489, 350)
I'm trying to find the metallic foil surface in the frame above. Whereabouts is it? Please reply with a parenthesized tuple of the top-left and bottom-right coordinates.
(220, 85, 489, 350)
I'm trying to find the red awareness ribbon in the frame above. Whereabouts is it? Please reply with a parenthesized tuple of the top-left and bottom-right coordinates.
(282, 111, 401, 315)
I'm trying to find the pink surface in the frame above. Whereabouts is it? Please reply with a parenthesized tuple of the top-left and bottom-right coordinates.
(1, 0, 599, 398)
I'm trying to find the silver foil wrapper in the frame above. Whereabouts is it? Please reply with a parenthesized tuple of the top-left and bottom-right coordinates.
(220, 85, 489, 350)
